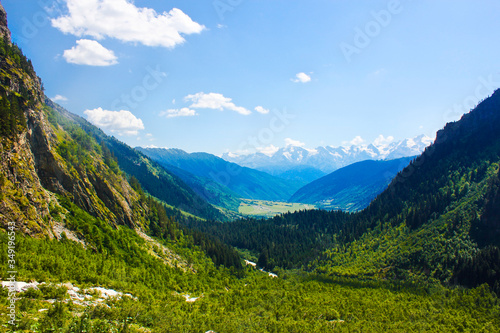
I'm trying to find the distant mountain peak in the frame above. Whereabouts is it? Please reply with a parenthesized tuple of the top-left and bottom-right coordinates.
(222, 134, 433, 174)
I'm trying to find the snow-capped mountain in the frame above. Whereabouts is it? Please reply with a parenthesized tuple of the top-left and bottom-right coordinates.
(222, 135, 434, 175)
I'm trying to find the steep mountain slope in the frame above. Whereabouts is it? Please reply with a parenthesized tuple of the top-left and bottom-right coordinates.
(289, 156, 414, 211)
(137, 147, 299, 202)
(2, 5, 499, 331)
(46, 100, 224, 221)
(154, 162, 242, 212)
(222, 135, 432, 178)
(190, 89, 500, 293)
(0, 26, 151, 234)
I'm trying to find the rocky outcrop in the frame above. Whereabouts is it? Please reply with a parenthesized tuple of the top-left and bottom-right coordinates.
(0, 2, 11, 42)
(0, 4, 147, 234)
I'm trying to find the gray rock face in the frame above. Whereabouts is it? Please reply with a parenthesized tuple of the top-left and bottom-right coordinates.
(0, 2, 11, 42)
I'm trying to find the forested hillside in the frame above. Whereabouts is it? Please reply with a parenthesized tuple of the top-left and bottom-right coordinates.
(289, 156, 414, 211)
(191, 89, 500, 295)
(1, 3, 499, 331)
(0, 4, 239, 270)
(138, 147, 299, 203)
(46, 100, 224, 221)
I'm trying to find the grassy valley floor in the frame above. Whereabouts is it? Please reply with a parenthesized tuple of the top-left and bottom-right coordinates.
(239, 199, 316, 218)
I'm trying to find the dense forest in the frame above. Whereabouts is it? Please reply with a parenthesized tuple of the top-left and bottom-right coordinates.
(188, 89, 500, 296)
(1, 3, 500, 331)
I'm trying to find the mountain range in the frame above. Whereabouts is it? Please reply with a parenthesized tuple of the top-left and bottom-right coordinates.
(1, 3, 499, 330)
(136, 147, 299, 206)
(222, 135, 433, 183)
(289, 156, 415, 211)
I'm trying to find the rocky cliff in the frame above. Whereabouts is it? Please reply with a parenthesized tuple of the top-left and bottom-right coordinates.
(0, 7, 147, 236)
(0, 2, 10, 42)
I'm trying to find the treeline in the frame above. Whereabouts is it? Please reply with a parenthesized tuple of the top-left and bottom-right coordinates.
(0, 35, 36, 80)
(189, 90, 500, 293)
(44, 102, 242, 270)
(186, 210, 353, 270)
(2, 229, 499, 332)
(46, 97, 225, 222)
(0, 35, 41, 136)
(129, 175, 242, 270)
(0, 92, 26, 137)
(454, 246, 500, 295)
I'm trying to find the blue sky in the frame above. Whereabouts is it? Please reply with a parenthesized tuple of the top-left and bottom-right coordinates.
(3, 0, 500, 155)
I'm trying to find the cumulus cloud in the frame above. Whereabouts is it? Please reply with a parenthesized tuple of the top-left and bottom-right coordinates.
(159, 108, 197, 118)
(51, 94, 68, 102)
(292, 72, 311, 83)
(284, 138, 306, 147)
(256, 144, 279, 157)
(344, 136, 365, 146)
(373, 134, 394, 147)
(63, 39, 118, 66)
(254, 106, 269, 114)
(185, 92, 251, 115)
(84, 108, 144, 136)
(52, 0, 205, 48)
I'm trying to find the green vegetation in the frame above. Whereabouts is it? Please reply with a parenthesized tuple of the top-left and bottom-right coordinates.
(0, 36, 39, 138)
(1, 231, 499, 332)
(239, 199, 315, 218)
(137, 147, 299, 204)
(1, 10, 500, 331)
(47, 98, 226, 222)
(289, 156, 414, 212)
(188, 90, 500, 296)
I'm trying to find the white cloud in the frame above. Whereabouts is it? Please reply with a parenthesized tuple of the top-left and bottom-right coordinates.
(292, 72, 311, 83)
(217, 24, 227, 29)
(185, 92, 251, 115)
(343, 136, 365, 146)
(284, 138, 306, 147)
(371, 68, 386, 77)
(63, 39, 118, 66)
(52, 0, 205, 48)
(254, 106, 270, 114)
(159, 108, 197, 118)
(256, 144, 279, 157)
(373, 134, 394, 147)
(84, 108, 144, 136)
(51, 94, 68, 102)
(142, 144, 166, 149)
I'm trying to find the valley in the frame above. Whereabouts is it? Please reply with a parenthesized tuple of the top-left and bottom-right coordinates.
(238, 199, 315, 218)
(1, 2, 500, 332)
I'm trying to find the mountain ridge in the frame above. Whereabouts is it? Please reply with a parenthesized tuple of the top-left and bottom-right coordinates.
(222, 135, 433, 178)
(289, 156, 415, 211)
(136, 147, 300, 203)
